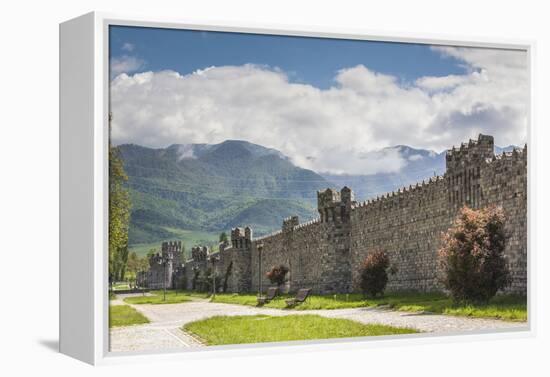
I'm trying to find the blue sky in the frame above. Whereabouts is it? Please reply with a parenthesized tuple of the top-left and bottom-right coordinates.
(109, 25, 527, 175)
(109, 25, 467, 88)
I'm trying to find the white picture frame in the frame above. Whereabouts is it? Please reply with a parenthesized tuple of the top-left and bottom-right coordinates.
(59, 11, 535, 365)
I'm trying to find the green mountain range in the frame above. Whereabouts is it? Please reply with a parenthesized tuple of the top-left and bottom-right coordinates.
(118, 140, 329, 255)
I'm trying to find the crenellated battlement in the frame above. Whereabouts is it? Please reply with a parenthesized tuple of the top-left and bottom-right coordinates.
(317, 187, 341, 206)
(230, 227, 252, 249)
(252, 216, 322, 242)
(282, 216, 300, 232)
(317, 186, 356, 223)
(293, 217, 321, 231)
(486, 145, 527, 165)
(190, 246, 208, 261)
(352, 176, 445, 212)
(142, 240, 184, 290)
(446, 134, 494, 173)
(161, 240, 182, 254)
(253, 230, 283, 242)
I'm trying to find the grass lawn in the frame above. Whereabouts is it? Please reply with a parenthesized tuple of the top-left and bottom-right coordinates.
(210, 292, 526, 321)
(123, 290, 192, 304)
(112, 282, 131, 291)
(179, 291, 210, 299)
(184, 314, 418, 345)
(109, 305, 149, 327)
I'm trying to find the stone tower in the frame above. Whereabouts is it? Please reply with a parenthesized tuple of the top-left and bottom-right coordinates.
(227, 227, 253, 292)
(445, 134, 494, 209)
(316, 187, 356, 293)
(146, 241, 183, 289)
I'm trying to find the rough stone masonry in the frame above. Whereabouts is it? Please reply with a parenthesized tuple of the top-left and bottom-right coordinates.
(148, 134, 527, 296)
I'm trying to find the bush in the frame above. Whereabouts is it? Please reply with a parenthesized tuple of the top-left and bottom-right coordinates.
(438, 205, 510, 304)
(360, 250, 391, 298)
(266, 265, 289, 287)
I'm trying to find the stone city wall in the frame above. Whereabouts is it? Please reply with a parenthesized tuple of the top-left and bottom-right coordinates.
(350, 177, 450, 292)
(151, 134, 527, 296)
(250, 218, 329, 294)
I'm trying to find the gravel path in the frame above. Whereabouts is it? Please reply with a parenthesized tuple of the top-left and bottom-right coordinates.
(109, 295, 527, 353)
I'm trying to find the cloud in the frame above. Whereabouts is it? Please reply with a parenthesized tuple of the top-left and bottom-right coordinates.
(176, 144, 197, 160)
(110, 55, 145, 78)
(110, 47, 528, 175)
(408, 154, 424, 161)
(415, 73, 477, 91)
(121, 42, 135, 52)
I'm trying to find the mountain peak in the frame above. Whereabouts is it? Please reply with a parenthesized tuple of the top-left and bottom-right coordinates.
(205, 140, 288, 161)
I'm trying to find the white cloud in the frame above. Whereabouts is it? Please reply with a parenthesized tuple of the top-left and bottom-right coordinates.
(408, 154, 424, 161)
(110, 55, 145, 77)
(110, 47, 528, 175)
(121, 42, 135, 52)
(415, 73, 478, 91)
(176, 144, 197, 160)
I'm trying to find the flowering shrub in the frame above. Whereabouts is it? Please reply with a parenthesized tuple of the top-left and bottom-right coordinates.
(360, 250, 391, 298)
(266, 265, 289, 287)
(438, 205, 510, 303)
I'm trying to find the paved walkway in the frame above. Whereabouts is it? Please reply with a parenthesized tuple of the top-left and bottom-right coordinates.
(109, 295, 527, 353)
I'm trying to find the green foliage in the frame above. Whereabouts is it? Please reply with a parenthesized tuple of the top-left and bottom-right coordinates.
(109, 145, 131, 281)
(184, 314, 418, 345)
(112, 282, 131, 291)
(178, 290, 210, 299)
(360, 250, 391, 298)
(124, 251, 149, 287)
(266, 265, 289, 287)
(219, 232, 228, 243)
(439, 206, 511, 304)
(109, 305, 149, 327)
(125, 252, 138, 283)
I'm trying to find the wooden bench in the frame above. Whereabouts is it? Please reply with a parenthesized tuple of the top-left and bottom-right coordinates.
(285, 288, 312, 307)
(257, 287, 279, 305)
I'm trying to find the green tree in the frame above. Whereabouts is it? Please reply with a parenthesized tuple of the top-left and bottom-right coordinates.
(146, 248, 157, 258)
(126, 252, 139, 280)
(219, 232, 228, 243)
(109, 144, 131, 282)
(126, 251, 150, 288)
(138, 255, 150, 272)
(438, 205, 510, 303)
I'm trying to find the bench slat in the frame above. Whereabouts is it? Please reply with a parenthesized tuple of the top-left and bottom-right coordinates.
(286, 288, 311, 306)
